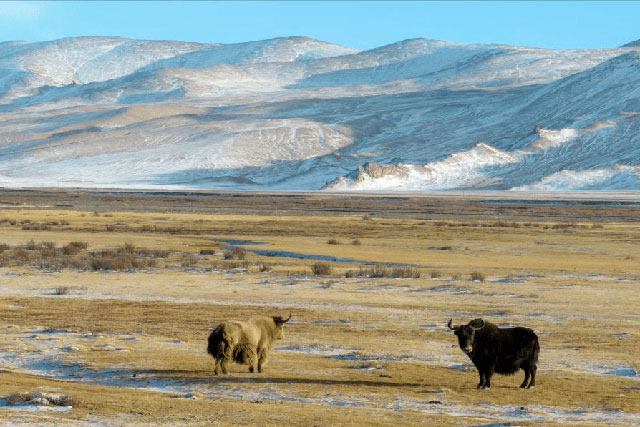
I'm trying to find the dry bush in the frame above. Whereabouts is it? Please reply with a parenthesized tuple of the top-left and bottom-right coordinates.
(450, 273, 462, 281)
(25, 240, 37, 251)
(0, 218, 17, 225)
(12, 248, 31, 263)
(224, 246, 247, 260)
(0, 243, 10, 253)
(199, 249, 215, 255)
(327, 239, 340, 245)
(136, 248, 171, 258)
(470, 271, 486, 282)
(22, 223, 50, 231)
(360, 264, 391, 278)
(430, 270, 442, 279)
(62, 241, 88, 256)
(311, 262, 332, 276)
(392, 267, 421, 279)
(180, 256, 198, 268)
(88, 244, 157, 271)
(345, 270, 356, 278)
(351, 239, 362, 246)
(489, 221, 521, 228)
(259, 263, 272, 272)
(54, 286, 71, 295)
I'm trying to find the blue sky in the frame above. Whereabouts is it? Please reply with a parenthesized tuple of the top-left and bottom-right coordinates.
(0, 1, 638, 50)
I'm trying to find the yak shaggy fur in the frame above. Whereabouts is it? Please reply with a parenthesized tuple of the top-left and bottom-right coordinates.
(449, 318, 539, 390)
(207, 314, 291, 375)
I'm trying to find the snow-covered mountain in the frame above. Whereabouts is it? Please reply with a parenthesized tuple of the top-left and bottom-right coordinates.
(0, 36, 639, 191)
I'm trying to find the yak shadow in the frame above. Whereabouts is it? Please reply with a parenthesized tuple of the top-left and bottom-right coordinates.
(208, 376, 424, 388)
(134, 369, 423, 388)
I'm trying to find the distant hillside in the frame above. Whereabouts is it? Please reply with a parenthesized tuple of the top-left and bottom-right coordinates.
(0, 36, 638, 191)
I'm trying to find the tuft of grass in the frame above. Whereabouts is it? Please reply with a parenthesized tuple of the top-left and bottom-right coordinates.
(430, 270, 442, 279)
(311, 262, 332, 276)
(351, 239, 362, 246)
(327, 239, 340, 245)
(199, 249, 215, 255)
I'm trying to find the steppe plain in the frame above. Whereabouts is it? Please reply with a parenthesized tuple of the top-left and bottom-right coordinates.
(0, 189, 639, 426)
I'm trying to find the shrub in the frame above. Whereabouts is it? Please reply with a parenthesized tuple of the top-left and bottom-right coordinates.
(470, 271, 486, 282)
(62, 241, 88, 256)
(311, 262, 332, 276)
(259, 263, 272, 272)
(351, 239, 361, 246)
(393, 267, 421, 279)
(54, 286, 70, 295)
(327, 239, 340, 245)
(21, 223, 50, 231)
(345, 270, 356, 278)
(224, 246, 247, 260)
(430, 270, 442, 279)
(357, 265, 392, 278)
(199, 249, 215, 255)
(180, 256, 198, 268)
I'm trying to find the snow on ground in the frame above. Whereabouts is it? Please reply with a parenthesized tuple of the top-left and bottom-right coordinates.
(1, 343, 638, 425)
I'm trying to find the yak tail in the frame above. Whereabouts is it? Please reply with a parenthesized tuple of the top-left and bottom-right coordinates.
(207, 324, 233, 361)
(532, 334, 540, 364)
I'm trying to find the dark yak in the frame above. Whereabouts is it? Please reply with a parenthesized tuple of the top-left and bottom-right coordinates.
(207, 314, 291, 375)
(448, 318, 539, 389)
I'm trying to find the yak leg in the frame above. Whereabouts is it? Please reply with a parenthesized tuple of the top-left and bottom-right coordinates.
(257, 349, 268, 373)
(520, 368, 531, 388)
(476, 367, 492, 390)
(527, 365, 536, 388)
(477, 370, 485, 389)
(214, 359, 222, 375)
(220, 358, 231, 374)
(484, 372, 492, 389)
(246, 347, 258, 373)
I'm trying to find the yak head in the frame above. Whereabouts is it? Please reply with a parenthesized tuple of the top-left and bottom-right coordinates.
(272, 313, 292, 340)
(448, 318, 485, 356)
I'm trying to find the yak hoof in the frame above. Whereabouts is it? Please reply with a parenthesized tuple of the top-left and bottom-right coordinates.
(249, 366, 254, 373)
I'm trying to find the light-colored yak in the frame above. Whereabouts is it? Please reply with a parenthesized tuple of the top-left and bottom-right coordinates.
(207, 314, 291, 375)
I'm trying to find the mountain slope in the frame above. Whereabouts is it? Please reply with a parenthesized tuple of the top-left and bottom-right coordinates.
(0, 36, 638, 191)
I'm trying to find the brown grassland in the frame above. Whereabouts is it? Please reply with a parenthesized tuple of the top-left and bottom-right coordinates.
(0, 189, 639, 425)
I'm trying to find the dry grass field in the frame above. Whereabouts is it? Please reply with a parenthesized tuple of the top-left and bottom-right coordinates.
(0, 189, 639, 426)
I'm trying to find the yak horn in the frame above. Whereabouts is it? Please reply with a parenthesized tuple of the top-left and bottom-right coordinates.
(283, 313, 292, 323)
(447, 319, 455, 330)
